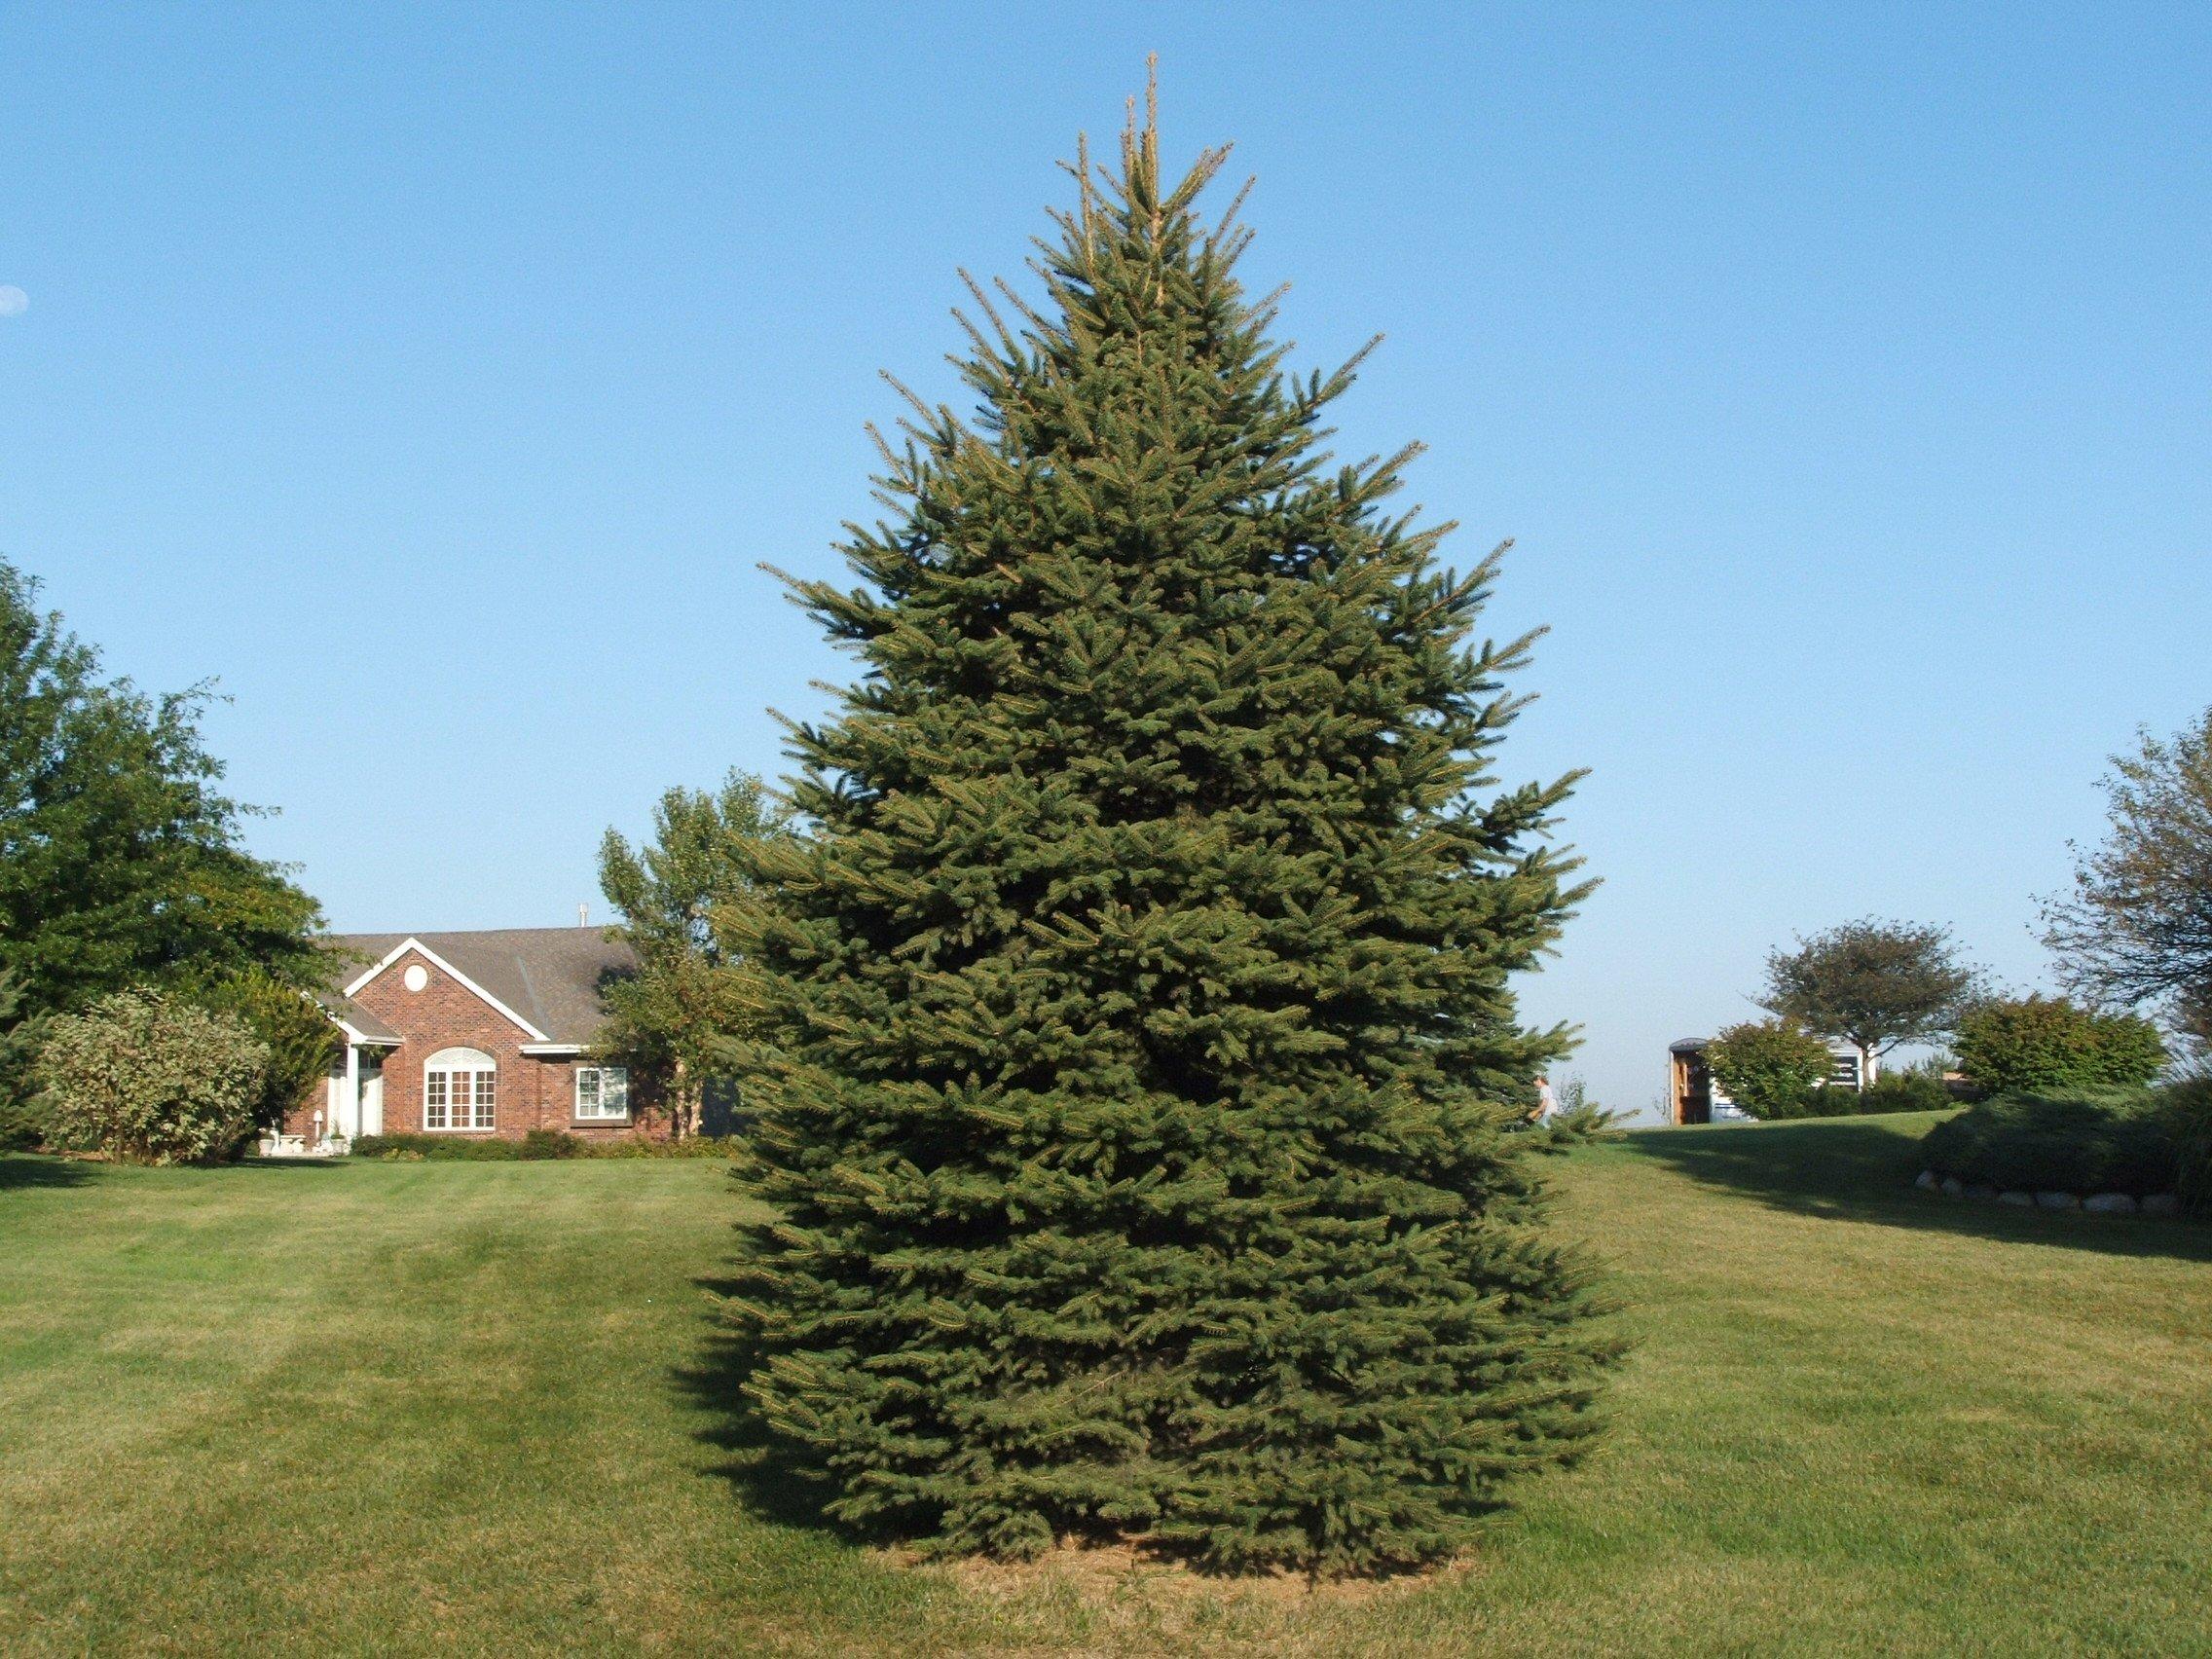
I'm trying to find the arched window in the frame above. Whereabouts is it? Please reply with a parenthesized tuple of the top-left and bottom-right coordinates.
(424, 1047, 497, 1131)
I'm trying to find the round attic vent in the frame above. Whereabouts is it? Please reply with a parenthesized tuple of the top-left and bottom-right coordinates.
(403, 964, 429, 992)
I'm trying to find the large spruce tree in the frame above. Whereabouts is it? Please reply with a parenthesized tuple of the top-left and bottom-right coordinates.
(723, 93, 1613, 1576)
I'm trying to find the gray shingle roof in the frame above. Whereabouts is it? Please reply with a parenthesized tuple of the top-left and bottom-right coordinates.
(319, 928, 638, 1045)
(315, 989, 404, 1044)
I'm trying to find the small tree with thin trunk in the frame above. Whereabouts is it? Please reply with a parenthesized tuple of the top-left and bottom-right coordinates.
(598, 769, 790, 1135)
(1759, 919, 1980, 1085)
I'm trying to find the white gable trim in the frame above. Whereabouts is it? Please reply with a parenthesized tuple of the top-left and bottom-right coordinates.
(342, 937, 553, 1042)
(328, 1014, 401, 1048)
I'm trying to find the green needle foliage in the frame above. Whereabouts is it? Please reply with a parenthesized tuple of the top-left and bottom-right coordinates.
(721, 92, 1614, 1577)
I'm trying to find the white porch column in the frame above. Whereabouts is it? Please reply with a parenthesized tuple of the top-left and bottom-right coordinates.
(340, 1044, 360, 1140)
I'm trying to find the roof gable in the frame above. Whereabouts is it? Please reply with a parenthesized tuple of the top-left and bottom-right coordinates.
(319, 929, 637, 1046)
(344, 939, 552, 1040)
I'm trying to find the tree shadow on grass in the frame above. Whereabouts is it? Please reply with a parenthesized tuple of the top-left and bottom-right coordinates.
(0, 1153, 95, 1190)
(1, 1154, 349, 1186)
(230, 1157, 347, 1171)
(669, 1272, 858, 1541)
(1617, 1116, 2212, 1265)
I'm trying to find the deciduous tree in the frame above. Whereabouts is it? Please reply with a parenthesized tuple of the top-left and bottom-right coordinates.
(598, 769, 789, 1134)
(1759, 918, 1980, 1084)
(2043, 709, 2212, 1058)
(0, 560, 324, 1018)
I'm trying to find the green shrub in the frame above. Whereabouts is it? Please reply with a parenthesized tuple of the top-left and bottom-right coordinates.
(1788, 1083, 1862, 1119)
(37, 988, 269, 1165)
(1952, 996, 2165, 1097)
(1855, 1063, 1953, 1116)
(191, 968, 343, 1131)
(1921, 1088, 2171, 1197)
(519, 1128, 582, 1160)
(2161, 1077, 2212, 1216)
(1706, 1020, 1834, 1119)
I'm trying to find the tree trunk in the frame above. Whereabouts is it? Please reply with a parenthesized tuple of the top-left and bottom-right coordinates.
(671, 1056, 700, 1139)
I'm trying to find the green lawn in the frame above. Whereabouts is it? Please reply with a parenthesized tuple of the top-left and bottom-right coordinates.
(4, 1115, 2208, 1656)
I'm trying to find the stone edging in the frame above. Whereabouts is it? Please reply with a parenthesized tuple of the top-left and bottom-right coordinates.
(1914, 1170, 2179, 1216)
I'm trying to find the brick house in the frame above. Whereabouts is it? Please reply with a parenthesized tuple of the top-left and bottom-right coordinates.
(278, 929, 669, 1149)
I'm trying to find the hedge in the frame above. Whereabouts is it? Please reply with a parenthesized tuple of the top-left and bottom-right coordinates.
(1851, 1067, 1954, 1116)
(2166, 1077, 2212, 1214)
(1741, 1064, 1951, 1120)
(1920, 1088, 2183, 1200)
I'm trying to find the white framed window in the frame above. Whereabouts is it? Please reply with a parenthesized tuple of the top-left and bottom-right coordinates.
(574, 1065, 631, 1122)
(424, 1047, 498, 1131)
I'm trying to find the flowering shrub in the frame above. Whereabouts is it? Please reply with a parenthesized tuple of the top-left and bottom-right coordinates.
(38, 988, 268, 1164)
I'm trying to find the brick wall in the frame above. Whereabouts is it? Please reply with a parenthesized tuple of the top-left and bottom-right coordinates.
(287, 945, 668, 1141)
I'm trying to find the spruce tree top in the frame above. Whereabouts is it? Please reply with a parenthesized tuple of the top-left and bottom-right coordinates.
(724, 83, 1612, 1577)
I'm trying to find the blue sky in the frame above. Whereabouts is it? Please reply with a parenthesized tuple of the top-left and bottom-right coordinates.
(5, 4, 2207, 1118)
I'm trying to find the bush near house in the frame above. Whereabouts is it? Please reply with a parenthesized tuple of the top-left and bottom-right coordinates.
(190, 968, 343, 1132)
(1951, 995, 2166, 1097)
(349, 1132, 543, 1162)
(1920, 1088, 2182, 1199)
(1852, 1063, 1954, 1117)
(37, 988, 269, 1165)
(1705, 1019, 1835, 1118)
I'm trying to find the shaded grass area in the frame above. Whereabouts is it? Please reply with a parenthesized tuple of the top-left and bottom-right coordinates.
(3, 1117, 2208, 1655)
(1627, 1107, 2212, 1263)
